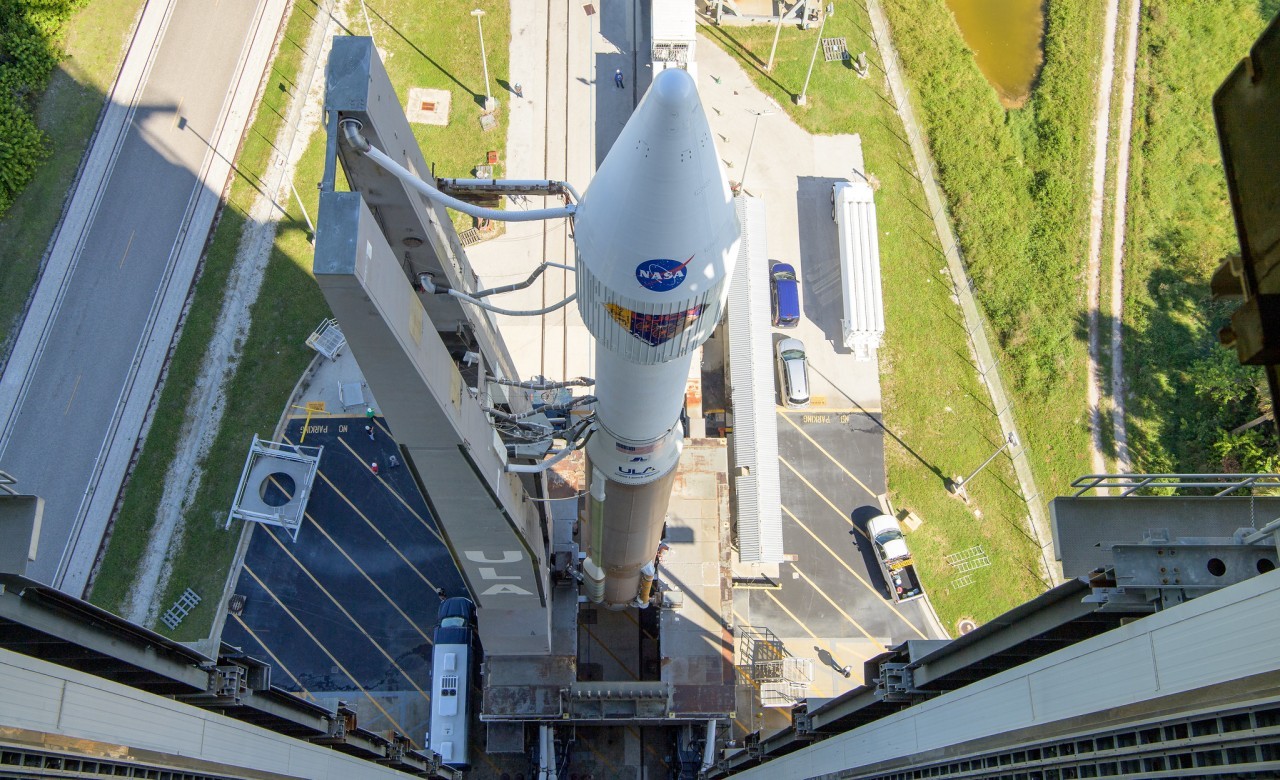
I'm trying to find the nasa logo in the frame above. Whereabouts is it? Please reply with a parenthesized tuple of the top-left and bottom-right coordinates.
(635, 255, 694, 292)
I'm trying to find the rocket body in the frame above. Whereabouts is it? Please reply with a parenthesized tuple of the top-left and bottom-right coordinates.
(573, 69, 740, 607)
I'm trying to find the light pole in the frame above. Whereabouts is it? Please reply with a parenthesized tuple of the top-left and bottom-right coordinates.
(949, 432, 1017, 495)
(766, 0, 787, 71)
(738, 107, 774, 195)
(471, 8, 496, 112)
(796, 3, 833, 106)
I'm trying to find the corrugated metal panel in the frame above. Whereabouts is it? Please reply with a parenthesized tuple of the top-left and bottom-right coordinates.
(727, 197, 785, 562)
(733, 569, 1280, 778)
(835, 182, 884, 357)
(0, 649, 420, 779)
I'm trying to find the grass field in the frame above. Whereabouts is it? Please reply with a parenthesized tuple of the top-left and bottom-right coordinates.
(700, 10, 1046, 629)
(1122, 1, 1276, 475)
(90, 0, 512, 640)
(880, 0, 1104, 508)
(0, 0, 145, 353)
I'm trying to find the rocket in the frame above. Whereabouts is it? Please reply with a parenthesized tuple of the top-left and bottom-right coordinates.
(573, 68, 740, 608)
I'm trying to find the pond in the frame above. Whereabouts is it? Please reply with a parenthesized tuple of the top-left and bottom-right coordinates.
(944, 0, 1046, 107)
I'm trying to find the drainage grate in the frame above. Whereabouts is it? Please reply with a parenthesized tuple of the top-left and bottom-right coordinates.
(160, 588, 201, 630)
(822, 37, 849, 62)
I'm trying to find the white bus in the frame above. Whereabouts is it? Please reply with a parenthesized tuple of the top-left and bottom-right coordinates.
(427, 597, 476, 770)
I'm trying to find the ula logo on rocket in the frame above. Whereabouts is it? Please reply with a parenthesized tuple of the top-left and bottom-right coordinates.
(635, 255, 694, 292)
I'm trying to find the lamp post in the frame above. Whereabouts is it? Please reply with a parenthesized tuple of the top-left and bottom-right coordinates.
(471, 8, 496, 112)
(738, 107, 774, 195)
(766, 0, 787, 71)
(948, 432, 1017, 495)
(796, 3, 833, 106)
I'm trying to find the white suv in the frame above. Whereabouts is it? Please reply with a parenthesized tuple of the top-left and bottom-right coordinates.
(775, 338, 811, 408)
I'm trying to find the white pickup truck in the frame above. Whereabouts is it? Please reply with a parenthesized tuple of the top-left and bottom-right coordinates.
(866, 514, 924, 603)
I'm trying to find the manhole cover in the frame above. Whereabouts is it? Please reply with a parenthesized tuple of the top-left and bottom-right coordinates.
(957, 618, 979, 635)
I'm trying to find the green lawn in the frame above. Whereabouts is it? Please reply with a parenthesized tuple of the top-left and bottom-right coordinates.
(700, 11, 1045, 630)
(0, 0, 145, 352)
(1122, 0, 1276, 475)
(90, 0, 512, 641)
(881, 0, 1104, 508)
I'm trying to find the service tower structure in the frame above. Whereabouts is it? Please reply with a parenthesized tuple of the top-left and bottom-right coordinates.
(572, 68, 740, 608)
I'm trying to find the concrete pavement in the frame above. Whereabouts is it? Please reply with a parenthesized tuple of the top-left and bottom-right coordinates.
(0, 0, 290, 594)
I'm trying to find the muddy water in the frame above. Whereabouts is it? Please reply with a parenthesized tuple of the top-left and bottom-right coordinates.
(945, 0, 1046, 107)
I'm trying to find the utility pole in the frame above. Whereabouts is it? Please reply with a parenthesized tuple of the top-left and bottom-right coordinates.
(472, 8, 496, 112)
(767, 1, 788, 71)
(796, 3, 832, 106)
(739, 107, 774, 194)
(948, 432, 1017, 495)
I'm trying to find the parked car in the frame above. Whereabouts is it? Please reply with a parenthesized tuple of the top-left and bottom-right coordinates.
(775, 337, 811, 408)
(770, 262, 801, 328)
(865, 514, 924, 603)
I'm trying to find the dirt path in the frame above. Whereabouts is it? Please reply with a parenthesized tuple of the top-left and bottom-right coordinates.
(120, 2, 343, 627)
(1108, 0, 1142, 473)
(1085, 0, 1121, 484)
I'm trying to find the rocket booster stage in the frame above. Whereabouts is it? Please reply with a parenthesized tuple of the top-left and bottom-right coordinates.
(574, 68, 740, 608)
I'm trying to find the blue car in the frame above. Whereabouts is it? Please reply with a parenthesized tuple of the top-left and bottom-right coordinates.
(770, 262, 800, 328)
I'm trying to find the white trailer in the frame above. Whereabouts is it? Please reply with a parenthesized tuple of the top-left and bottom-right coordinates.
(651, 0, 697, 80)
(832, 179, 884, 360)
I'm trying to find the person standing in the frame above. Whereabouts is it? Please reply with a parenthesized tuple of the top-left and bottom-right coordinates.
(370, 461, 379, 475)
(365, 424, 375, 441)
(614, 68, 624, 89)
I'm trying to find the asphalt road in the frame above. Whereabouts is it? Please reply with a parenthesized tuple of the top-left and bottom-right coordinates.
(739, 410, 936, 648)
(0, 0, 266, 588)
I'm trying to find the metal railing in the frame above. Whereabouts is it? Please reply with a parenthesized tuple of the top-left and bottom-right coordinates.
(1071, 473, 1280, 497)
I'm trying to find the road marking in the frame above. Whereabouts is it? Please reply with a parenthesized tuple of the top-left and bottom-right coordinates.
(229, 612, 314, 700)
(781, 505, 928, 639)
(306, 514, 433, 642)
(335, 435, 444, 545)
(778, 455, 867, 538)
(790, 564, 888, 652)
(582, 738, 619, 772)
(259, 526, 432, 701)
(778, 407, 882, 415)
(243, 564, 410, 736)
(761, 589, 850, 664)
(63, 374, 81, 415)
(581, 623, 638, 680)
(117, 230, 135, 268)
(621, 607, 658, 641)
(627, 725, 671, 769)
(309, 468, 443, 592)
(778, 414, 879, 499)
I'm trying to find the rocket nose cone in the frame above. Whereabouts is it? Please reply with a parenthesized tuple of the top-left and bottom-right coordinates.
(647, 67, 697, 110)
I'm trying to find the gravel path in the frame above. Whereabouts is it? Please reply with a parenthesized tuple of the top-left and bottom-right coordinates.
(1084, 0, 1121, 485)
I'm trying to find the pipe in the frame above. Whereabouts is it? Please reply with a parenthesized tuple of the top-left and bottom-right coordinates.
(504, 422, 595, 473)
(448, 288, 577, 317)
(417, 271, 577, 316)
(340, 119, 576, 221)
(538, 724, 556, 780)
(700, 719, 718, 773)
(492, 376, 595, 389)
(439, 178, 582, 203)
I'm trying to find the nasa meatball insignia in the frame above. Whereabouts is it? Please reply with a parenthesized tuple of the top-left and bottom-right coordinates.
(635, 255, 694, 292)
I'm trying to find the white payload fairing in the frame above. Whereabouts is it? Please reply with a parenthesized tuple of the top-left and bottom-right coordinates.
(573, 68, 740, 608)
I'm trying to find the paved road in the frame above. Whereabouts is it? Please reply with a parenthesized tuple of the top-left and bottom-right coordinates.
(0, 0, 284, 592)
